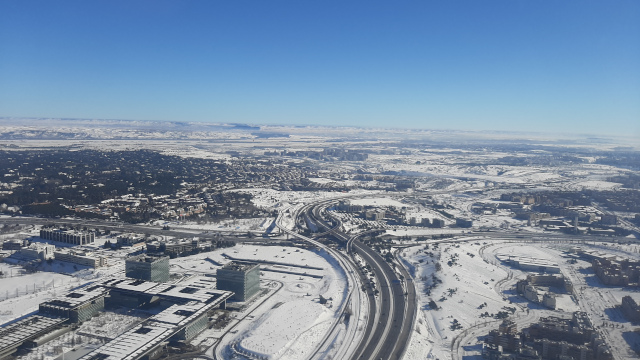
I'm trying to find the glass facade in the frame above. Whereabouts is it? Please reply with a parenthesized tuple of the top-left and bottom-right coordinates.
(125, 255, 170, 283)
(216, 262, 260, 301)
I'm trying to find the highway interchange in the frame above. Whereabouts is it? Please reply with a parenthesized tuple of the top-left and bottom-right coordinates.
(1, 197, 637, 360)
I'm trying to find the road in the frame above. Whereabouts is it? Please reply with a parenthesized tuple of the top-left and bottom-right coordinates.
(0, 216, 268, 243)
(303, 201, 416, 360)
(4, 196, 637, 360)
(275, 204, 364, 360)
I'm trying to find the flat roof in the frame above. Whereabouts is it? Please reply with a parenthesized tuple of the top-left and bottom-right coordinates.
(78, 322, 176, 360)
(125, 255, 168, 263)
(78, 280, 233, 360)
(103, 278, 230, 304)
(496, 254, 558, 267)
(151, 302, 214, 327)
(221, 261, 259, 272)
(0, 276, 233, 360)
(40, 285, 108, 309)
(102, 278, 159, 292)
(0, 315, 67, 353)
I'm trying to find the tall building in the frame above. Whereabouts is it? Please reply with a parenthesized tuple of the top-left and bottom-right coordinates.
(216, 262, 260, 301)
(125, 255, 170, 283)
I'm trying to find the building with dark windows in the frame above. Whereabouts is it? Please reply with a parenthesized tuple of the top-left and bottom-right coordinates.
(216, 261, 260, 301)
(39, 228, 95, 245)
(125, 255, 170, 283)
(621, 296, 640, 322)
(0, 276, 233, 360)
(39, 286, 108, 323)
(456, 218, 473, 228)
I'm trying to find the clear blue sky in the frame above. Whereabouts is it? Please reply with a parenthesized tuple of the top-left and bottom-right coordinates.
(1, 1, 639, 135)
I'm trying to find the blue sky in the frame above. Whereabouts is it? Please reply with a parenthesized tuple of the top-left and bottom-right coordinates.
(1, 1, 639, 135)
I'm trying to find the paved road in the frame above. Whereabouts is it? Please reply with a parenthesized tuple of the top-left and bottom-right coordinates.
(275, 204, 363, 360)
(304, 203, 415, 360)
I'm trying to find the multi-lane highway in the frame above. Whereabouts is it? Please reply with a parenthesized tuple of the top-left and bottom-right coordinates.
(302, 201, 416, 360)
(3, 197, 636, 360)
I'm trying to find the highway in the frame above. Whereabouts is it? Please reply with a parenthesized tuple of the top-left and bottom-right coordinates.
(4, 197, 636, 360)
(303, 201, 416, 360)
(274, 204, 365, 360)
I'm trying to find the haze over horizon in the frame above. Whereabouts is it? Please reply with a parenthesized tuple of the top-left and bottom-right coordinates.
(1, 1, 639, 137)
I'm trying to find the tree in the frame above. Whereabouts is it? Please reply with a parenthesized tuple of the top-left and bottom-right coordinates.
(450, 319, 462, 330)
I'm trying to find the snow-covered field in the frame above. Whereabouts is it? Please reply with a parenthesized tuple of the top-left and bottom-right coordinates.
(1, 127, 639, 360)
(400, 237, 640, 360)
(0, 269, 86, 324)
(400, 239, 514, 359)
(168, 244, 348, 360)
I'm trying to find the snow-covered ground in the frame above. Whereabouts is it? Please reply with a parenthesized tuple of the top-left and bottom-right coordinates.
(400, 239, 515, 359)
(167, 244, 348, 360)
(0, 268, 86, 324)
(168, 217, 276, 232)
(233, 187, 381, 210)
(400, 237, 640, 360)
(349, 197, 408, 208)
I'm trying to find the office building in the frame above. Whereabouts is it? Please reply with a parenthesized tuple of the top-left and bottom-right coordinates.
(216, 261, 260, 301)
(40, 229, 95, 245)
(125, 255, 170, 283)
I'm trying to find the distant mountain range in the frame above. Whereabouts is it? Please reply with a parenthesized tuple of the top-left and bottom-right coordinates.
(0, 117, 636, 149)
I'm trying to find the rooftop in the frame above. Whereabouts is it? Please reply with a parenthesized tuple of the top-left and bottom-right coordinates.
(0, 315, 67, 354)
(220, 261, 259, 272)
(79, 322, 176, 360)
(125, 255, 168, 263)
(102, 277, 230, 304)
(40, 285, 108, 309)
(78, 278, 233, 360)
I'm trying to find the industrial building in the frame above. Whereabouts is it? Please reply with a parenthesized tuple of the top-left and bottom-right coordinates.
(39, 228, 95, 245)
(216, 261, 260, 301)
(496, 254, 560, 273)
(116, 234, 146, 247)
(1, 239, 27, 250)
(335, 201, 364, 212)
(125, 254, 170, 283)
